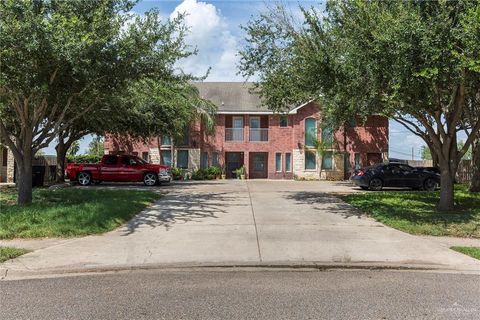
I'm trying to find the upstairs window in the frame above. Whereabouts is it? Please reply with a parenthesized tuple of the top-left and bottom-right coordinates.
(321, 126, 334, 146)
(279, 115, 288, 127)
(305, 118, 317, 147)
(161, 135, 171, 146)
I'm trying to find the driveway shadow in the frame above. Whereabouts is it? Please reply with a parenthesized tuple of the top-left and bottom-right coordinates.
(284, 191, 365, 219)
(122, 192, 243, 234)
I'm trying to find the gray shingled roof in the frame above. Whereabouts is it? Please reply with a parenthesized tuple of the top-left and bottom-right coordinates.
(193, 82, 271, 113)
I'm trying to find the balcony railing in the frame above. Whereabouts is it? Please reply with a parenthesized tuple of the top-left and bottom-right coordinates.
(225, 128, 244, 141)
(249, 128, 268, 142)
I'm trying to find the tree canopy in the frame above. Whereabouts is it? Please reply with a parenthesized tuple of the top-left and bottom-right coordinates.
(239, 0, 480, 210)
(0, 0, 215, 204)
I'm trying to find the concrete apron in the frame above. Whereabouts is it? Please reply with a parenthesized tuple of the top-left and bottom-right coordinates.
(1, 180, 480, 280)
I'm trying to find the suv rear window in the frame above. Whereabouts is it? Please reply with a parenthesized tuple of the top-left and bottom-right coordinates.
(104, 155, 118, 165)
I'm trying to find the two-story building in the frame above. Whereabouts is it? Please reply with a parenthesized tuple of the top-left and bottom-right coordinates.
(104, 82, 389, 180)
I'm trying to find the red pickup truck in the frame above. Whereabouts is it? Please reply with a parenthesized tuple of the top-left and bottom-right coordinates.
(66, 155, 171, 186)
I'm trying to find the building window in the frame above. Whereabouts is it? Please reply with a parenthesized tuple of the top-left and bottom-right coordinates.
(285, 153, 292, 172)
(161, 150, 172, 166)
(305, 151, 316, 170)
(177, 150, 189, 169)
(201, 152, 208, 169)
(179, 127, 189, 146)
(321, 126, 334, 146)
(305, 118, 317, 147)
(142, 152, 149, 162)
(322, 151, 333, 170)
(161, 135, 171, 146)
(2, 149, 7, 166)
(279, 115, 288, 127)
(212, 152, 219, 167)
(354, 153, 361, 170)
(275, 153, 282, 172)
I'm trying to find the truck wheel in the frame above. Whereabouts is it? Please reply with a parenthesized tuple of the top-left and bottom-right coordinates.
(77, 172, 92, 186)
(143, 173, 158, 186)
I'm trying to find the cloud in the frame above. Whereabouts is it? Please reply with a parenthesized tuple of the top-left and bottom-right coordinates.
(170, 0, 242, 81)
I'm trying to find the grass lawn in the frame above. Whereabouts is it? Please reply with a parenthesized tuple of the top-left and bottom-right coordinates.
(0, 246, 29, 263)
(0, 188, 161, 239)
(451, 246, 480, 260)
(341, 185, 480, 238)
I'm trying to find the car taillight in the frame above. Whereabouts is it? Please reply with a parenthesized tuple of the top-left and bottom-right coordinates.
(357, 170, 364, 176)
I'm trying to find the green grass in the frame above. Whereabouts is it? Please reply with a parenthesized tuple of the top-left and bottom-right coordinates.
(0, 188, 161, 239)
(0, 246, 29, 263)
(341, 185, 480, 238)
(451, 246, 480, 260)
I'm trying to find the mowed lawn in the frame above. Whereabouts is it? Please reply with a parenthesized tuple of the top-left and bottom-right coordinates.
(342, 185, 480, 238)
(0, 188, 161, 239)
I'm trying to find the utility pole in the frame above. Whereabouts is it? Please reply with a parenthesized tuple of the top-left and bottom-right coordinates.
(412, 147, 414, 160)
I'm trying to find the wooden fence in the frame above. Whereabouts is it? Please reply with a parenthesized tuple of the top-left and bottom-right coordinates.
(403, 159, 474, 183)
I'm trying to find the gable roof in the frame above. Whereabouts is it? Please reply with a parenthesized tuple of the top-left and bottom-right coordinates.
(193, 82, 308, 114)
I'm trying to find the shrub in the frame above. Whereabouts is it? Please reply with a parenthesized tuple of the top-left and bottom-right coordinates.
(171, 167, 183, 180)
(66, 155, 102, 163)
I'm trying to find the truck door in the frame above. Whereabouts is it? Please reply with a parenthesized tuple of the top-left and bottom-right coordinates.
(100, 155, 121, 181)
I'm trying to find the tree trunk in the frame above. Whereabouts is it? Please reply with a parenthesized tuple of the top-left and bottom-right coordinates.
(438, 165, 455, 211)
(469, 139, 480, 192)
(55, 136, 67, 183)
(16, 147, 33, 205)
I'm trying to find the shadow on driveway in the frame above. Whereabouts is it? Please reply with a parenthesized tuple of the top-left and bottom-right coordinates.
(122, 191, 244, 234)
(283, 191, 365, 219)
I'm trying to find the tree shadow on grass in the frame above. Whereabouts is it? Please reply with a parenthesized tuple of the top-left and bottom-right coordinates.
(122, 191, 244, 234)
(283, 191, 365, 219)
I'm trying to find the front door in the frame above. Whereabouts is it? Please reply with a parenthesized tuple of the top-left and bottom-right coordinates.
(226, 152, 244, 178)
(249, 152, 268, 179)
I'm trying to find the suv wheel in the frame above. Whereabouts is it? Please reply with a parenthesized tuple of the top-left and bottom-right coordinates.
(77, 172, 91, 186)
(143, 173, 158, 186)
(369, 178, 383, 191)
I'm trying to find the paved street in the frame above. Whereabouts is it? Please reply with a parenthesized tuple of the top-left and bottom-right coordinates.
(1, 180, 479, 278)
(1, 269, 479, 320)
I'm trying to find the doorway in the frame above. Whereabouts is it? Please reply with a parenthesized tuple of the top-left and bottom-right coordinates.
(249, 152, 268, 179)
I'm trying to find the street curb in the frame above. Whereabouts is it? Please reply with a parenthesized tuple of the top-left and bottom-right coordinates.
(2, 261, 480, 281)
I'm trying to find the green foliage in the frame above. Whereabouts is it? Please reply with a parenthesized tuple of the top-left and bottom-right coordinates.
(451, 246, 480, 260)
(235, 166, 246, 178)
(342, 185, 480, 238)
(67, 140, 80, 156)
(170, 167, 183, 180)
(87, 136, 104, 157)
(191, 166, 221, 180)
(0, 246, 28, 263)
(66, 154, 102, 164)
(0, 188, 160, 239)
(421, 146, 433, 160)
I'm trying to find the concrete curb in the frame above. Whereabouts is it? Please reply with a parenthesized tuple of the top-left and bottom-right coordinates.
(2, 261, 480, 281)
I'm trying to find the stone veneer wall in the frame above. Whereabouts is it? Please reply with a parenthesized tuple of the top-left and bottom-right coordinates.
(6, 147, 15, 183)
(292, 148, 345, 181)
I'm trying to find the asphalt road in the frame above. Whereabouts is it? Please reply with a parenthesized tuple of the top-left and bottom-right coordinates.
(1, 269, 479, 320)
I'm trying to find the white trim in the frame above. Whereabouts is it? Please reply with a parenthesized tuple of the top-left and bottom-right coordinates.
(288, 99, 315, 114)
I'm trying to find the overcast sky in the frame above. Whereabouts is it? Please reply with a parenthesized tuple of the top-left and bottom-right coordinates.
(44, 0, 443, 160)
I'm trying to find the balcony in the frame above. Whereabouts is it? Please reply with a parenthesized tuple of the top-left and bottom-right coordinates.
(249, 128, 268, 142)
(225, 128, 244, 141)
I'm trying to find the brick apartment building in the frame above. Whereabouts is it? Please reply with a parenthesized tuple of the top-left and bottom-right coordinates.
(105, 82, 389, 180)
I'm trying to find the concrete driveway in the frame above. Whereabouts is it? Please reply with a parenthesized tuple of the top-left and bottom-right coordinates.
(2, 180, 480, 278)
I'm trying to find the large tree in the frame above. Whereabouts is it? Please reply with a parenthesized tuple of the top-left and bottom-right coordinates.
(0, 0, 198, 204)
(239, 0, 480, 211)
